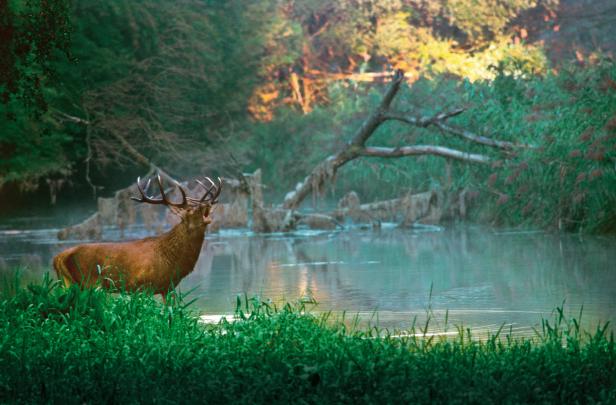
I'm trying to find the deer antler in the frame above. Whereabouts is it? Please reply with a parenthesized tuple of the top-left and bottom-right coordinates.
(131, 172, 188, 207)
(189, 177, 222, 204)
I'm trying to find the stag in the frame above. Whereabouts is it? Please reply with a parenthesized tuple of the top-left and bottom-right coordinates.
(53, 174, 221, 302)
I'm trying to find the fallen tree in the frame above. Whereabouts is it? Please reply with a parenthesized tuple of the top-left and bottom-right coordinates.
(280, 69, 528, 212)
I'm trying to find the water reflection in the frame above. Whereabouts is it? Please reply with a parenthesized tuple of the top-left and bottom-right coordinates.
(183, 227, 616, 336)
(1, 224, 615, 337)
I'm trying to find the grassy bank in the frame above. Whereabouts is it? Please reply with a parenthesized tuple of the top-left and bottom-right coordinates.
(1, 277, 615, 404)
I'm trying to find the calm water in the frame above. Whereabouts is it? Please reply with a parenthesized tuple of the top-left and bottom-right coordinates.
(1, 219, 615, 337)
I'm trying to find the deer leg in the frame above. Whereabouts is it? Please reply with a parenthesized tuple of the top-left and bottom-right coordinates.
(161, 291, 167, 305)
(52, 251, 76, 288)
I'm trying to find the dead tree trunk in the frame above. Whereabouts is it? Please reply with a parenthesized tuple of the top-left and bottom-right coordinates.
(281, 70, 406, 210)
(281, 69, 529, 211)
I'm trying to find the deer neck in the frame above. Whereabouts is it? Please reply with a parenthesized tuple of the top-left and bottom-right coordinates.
(157, 219, 206, 275)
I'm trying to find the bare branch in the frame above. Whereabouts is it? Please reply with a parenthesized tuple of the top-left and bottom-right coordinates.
(383, 109, 523, 150)
(52, 110, 92, 125)
(53, 109, 181, 187)
(433, 122, 531, 150)
(350, 69, 406, 148)
(83, 110, 98, 198)
(360, 145, 491, 164)
(305, 69, 414, 83)
(383, 108, 465, 127)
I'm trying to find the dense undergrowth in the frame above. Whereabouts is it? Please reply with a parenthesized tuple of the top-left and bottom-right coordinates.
(1, 276, 614, 403)
(245, 60, 616, 233)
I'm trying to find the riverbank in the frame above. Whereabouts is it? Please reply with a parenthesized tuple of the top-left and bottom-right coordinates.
(3, 226, 616, 337)
(1, 277, 614, 403)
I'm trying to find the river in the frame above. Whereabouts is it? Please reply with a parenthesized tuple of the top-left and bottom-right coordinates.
(1, 217, 615, 338)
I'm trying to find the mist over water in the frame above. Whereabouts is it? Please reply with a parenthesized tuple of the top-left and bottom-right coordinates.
(1, 219, 615, 337)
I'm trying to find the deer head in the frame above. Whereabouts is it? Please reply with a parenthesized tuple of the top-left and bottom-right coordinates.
(132, 173, 222, 230)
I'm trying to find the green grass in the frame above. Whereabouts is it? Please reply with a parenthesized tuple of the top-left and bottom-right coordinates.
(1, 276, 615, 404)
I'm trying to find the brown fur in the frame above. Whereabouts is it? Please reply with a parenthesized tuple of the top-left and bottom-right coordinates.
(53, 203, 212, 298)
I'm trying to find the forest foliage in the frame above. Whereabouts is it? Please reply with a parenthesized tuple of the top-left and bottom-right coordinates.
(0, 0, 615, 232)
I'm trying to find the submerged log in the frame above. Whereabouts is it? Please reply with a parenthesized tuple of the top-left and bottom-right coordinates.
(208, 177, 251, 232)
(297, 213, 342, 230)
(57, 212, 102, 241)
(331, 190, 442, 226)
